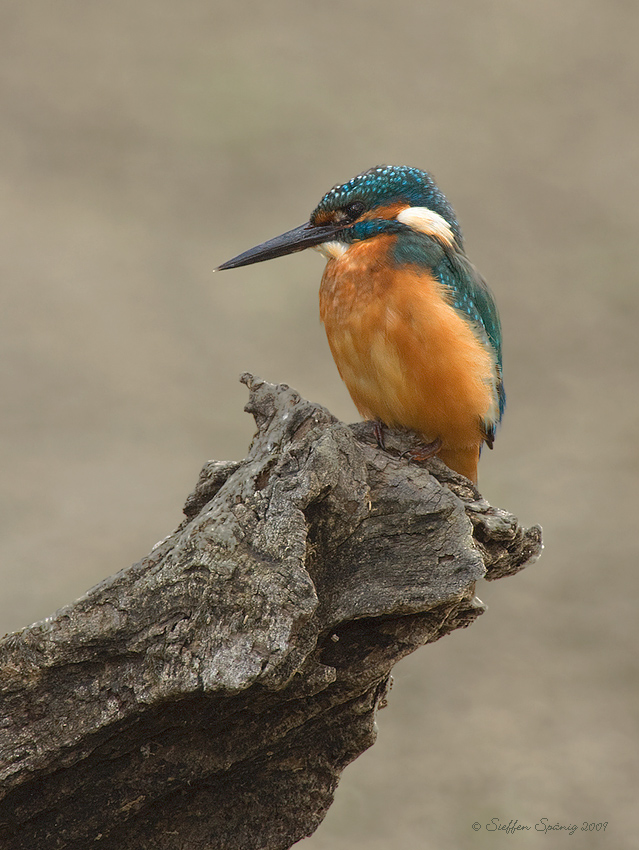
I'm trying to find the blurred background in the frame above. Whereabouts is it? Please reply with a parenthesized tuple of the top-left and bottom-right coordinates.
(1, 0, 637, 847)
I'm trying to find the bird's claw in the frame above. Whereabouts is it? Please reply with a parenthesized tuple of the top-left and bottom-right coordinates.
(373, 421, 386, 450)
(400, 437, 443, 462)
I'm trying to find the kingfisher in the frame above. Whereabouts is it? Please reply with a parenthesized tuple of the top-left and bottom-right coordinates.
(217, 165, 504, 484)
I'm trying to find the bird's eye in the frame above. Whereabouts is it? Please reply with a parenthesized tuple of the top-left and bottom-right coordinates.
(331, 200, 366, 225)
(344, 201, 365, 221)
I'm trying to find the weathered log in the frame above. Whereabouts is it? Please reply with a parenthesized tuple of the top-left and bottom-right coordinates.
(0, 374, 542, 850)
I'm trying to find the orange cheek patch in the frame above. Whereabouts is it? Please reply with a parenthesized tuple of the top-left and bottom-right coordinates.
(312, 210, 336, 226)
(358, 203, 406, 222)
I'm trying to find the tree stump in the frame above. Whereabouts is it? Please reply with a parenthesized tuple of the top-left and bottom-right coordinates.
(0, 374, 542, 850)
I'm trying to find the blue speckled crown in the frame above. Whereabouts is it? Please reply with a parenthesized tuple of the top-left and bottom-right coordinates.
(312, 165, 463, 243)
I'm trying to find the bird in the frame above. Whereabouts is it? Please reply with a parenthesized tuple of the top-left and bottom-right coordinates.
(217, 165, 504, 484)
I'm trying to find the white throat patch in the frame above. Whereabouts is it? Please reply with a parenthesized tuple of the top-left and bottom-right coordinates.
(396, 206, 455, 246)
(315, 241, 349, 260)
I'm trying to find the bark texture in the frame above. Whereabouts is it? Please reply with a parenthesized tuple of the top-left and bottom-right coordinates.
(0, 374, 542, 850)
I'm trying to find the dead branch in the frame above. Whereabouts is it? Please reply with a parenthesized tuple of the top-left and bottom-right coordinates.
(0, 374, 541, 850)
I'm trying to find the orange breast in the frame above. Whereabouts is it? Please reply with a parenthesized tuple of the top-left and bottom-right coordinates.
(319, 237, 497, 482)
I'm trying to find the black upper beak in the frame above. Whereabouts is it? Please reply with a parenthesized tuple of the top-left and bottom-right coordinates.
(216, 221, 343, 271)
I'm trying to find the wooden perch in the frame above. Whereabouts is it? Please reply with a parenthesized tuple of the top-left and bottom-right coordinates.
(0, 374, 542, 850)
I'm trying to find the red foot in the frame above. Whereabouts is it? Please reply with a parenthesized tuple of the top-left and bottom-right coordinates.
(401, 437, 443, 462)
(373, 421, 386, 450)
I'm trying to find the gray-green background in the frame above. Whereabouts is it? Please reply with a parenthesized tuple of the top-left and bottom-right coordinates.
(2, 1, 637, 847)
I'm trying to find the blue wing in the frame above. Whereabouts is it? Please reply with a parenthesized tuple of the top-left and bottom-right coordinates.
(439, 252, 505, 422)
(393, 231, 505, 442)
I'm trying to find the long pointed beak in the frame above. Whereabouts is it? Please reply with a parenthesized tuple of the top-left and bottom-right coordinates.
(216, 221, 343, 271)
